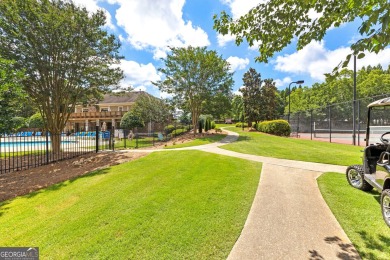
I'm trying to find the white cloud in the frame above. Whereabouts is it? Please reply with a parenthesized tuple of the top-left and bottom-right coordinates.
(233, 86, 244, 96)
(217, 33, 236, 47)
(159, 91, 173, 99)
(73, 0, 116, 30)
(218, 0, 263, 46)
(227, 56, 249, 72)
(274, 41, 390, 81)
(132, 86, 147, 92)
(110, 0, 210, 59)
(221, 0, 264, 20)
(274, 77, 292, 88)
(248, 40, 262, 51)
(116, 60, 161, 90)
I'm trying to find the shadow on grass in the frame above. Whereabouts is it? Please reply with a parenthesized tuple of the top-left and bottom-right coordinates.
(0, 200, 11, 217)
(356, 230, 390, 259)
(25, 167, 111, 199)
(0, 167, 111, 217)
(367, 189, 382, 204)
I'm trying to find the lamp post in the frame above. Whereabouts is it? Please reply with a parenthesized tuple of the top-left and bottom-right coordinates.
(288, 80, 304, 123)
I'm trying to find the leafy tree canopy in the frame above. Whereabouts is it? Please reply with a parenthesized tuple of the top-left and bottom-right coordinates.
(153, 46, 233, 135)
(285, 65, 390, 119)
(28, 113, 45, 129)
(0, 58, 26, 134)
(132, 93, 172, 124)
(0, 0, 123, 152)
(213, 0, 390, 72)
(120, 111, 145, 130)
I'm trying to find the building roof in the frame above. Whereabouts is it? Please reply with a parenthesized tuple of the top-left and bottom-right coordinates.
(100, 91, 148, 104)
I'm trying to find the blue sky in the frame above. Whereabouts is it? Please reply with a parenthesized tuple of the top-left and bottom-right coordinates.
(74, 0, 390, 97)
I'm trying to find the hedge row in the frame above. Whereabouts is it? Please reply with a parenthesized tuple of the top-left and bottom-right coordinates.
(235, 122, 248, 128)
(256, 120, 291, 136)
(164, 124, 189, 134)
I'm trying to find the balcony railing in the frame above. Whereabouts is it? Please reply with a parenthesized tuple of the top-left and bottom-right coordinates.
(69, 111, 126, 120)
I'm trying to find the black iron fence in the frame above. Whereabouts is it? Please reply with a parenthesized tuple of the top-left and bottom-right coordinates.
(283, 93, 390, 146)
(0, 123, 192, 174)
(0, 129, 103, 174)
(111, 124, 192, 150)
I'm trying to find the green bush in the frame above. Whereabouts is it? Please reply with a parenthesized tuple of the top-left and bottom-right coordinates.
(235, 122, 248, 128)
(164, 125, 175, 134)
(120, 111, 144, 129)
(211, 121, 216, 129)
(28, 113, 45, 129)
(172, 128, 187, 136)
(205, 118, 211, 132)
(257, 120, 291, 136)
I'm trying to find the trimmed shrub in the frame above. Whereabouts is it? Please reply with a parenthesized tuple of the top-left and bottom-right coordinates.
(164, 125, 175, 134)
(172, 128, 187, 136)
(257, 120, 291, 136)
(198, 120, 203, 133)
(235, 122, 248, 128)
(205, 118, 211, 132)
(211, 121, 216, 129)
(28, 113, 44, 129)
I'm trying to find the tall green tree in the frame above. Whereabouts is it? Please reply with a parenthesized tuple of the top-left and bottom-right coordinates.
(0, 0, 123, 153)
(0, 58, 26, 134)
(120, 111, 144, 131)
(132, 92, 172, 124)
(260, 79, 281, 120)
(240, 68, 262, 125)
(231, 94, 244, 121)
(202, 91, 232, 120)
(153, 46, 233, 135)
(214, 0, 390, 72)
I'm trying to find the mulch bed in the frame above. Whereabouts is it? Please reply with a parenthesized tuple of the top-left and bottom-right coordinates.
(0, 151, 147, 202)
(0, 130, 226, 203)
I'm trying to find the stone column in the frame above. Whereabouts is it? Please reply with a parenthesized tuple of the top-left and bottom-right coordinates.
(85, 119, 89, 131)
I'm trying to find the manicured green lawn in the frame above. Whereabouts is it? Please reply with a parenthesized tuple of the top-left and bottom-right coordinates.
(113, 136, 156, 149)
(0, 151, 261, 259)
(164, 134, 227, 149)
(221, 127, 362, 166)
(318, 173, 390, 259)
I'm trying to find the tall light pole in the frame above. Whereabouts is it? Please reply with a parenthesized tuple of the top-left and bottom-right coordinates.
(288, 80, 304, 123)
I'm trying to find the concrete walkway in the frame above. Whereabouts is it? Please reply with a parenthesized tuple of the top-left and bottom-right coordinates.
(125, 129, 361, 259)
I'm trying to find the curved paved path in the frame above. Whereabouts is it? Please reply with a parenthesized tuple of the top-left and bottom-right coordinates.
(123, 129, 361, 259)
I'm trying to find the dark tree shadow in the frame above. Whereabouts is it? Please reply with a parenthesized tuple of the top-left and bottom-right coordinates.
(0, 200, 11, 217)
(309, 249, 325, 260)
(355, 230, 390, 259)
(309, 236, 360, 260)
(24, 167, 111, 200)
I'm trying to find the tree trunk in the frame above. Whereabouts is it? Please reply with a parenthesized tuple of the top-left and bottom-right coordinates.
(192, 107, 200, 137)
(50, 132, 61, 160)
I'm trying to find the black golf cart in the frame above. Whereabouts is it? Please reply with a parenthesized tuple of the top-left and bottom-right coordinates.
(346, 97, 390, 227)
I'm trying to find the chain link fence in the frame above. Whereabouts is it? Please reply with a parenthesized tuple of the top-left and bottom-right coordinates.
(282, 93, 390, 146)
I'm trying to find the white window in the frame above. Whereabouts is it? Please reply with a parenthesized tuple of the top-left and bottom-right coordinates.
(118, 106, 123, 112)
(100, 107, 109, 112)
(82, 108, 89, 112)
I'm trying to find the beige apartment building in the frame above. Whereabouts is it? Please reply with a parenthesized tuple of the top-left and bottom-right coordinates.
(65, 91, 146, 132)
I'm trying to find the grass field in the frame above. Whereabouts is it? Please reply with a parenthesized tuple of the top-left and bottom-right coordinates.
(164, 134, 226, 149)
(221, 127, 362, 166)
(0, 151, 261, 259)
(318, 173, 390, 259)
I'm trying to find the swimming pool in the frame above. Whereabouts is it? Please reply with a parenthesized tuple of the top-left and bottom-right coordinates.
(0, 140, 77, 148)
